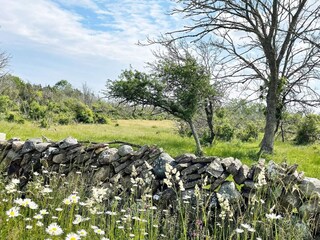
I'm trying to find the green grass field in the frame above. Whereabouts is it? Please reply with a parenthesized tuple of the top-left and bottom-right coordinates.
(0, 120, 319, 177)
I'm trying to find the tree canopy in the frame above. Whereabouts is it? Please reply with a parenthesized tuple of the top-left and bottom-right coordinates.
(107, 54, 213, 155)
(165, 0, 320, 153)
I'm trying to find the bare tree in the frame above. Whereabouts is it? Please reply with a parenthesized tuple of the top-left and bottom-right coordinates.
(165, 0, 320, 153)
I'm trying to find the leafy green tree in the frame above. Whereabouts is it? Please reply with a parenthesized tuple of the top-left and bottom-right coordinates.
(167, 0, 320, 154)
(74, 102, 94, 124)
(107, 56, 212, 156)
(295, 114, 320, 145)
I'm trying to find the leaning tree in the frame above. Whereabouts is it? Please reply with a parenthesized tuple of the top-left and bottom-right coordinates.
(166, 0, 320, 153)
(106, 49, 213, 156)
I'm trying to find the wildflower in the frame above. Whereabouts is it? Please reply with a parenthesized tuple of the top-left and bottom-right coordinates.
(178, 180, 185, 191)
(40, 209, 49, 215)
(63, 198, 72, 205)
(41, 187, 53, 194)
(92, 186, 108, 203)
(163, 178, 172, 188)
(129, 233, 135, 237)
(36, 221, 44, 227)
(118, 226, 124, 229)
(235, 228, 244, 233)
(241, 223, 251, 229)
(65, 232, 80, 240)
(150, 206, 157, 210)
(256, 238, 262, 240)
(11, 178, 20, 184)
(55, 207, 63, 212)
(77, 229, 87, 237)
(114, 196, 121, 201)
(34, 214, 43, 220)
(69, 194, 80, 203)
(6, 206, 20, 218)
(266, 213, 282, 220)
(94, 229, 105, 235)
(73, 215, 84, 224)
(101, 238, 110, 240)
(29, 201, 39, 209)
(14, 198, 38, 209)
(256, 167, 267, 187)
(248, 227, 256, 232)
(46, 222, 63, 236)
(26, 225, 32, 229)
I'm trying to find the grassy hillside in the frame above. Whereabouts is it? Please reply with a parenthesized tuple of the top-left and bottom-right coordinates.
(0, 120, 319, 177)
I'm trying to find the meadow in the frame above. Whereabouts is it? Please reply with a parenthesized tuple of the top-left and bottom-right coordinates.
(0, 120, 319, 239)
(0, 120, 319, 178)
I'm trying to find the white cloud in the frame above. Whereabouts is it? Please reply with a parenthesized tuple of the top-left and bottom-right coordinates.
(0, 0, 179, 66)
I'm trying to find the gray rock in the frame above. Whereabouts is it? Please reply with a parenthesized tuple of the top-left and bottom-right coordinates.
(233, 165, 250, 184)
(21, 140, 36, 154)
(0, 133, 6, 141)
(93, 166, 111, 183)
(152, 152, 175, 178)
(218, 181, 242, 204)
(299, 177, 320, 197)
(52, 153, 65, 164)
(43, 147, 59, 158)
(192, 156, 217, 163)
(175, 153, 196, 163)
(59, 137, 78, 149)
(206, 160, 224, 178)
(118, 145, 133, 157)
(221, 157, 242, 175)
(35, 143, 51, 152)
(210, 172, 229, 190)
(97, 148, 118, 165)
(281, 191, 301, 209)
(12, 141, 25, 151)
(299, 201, 320, 217)
(181, 163, 203, 176)
(175, 162, 191, 171)
(266, 161, 286, 180)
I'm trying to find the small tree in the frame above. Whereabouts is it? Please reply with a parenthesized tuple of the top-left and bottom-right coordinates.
(295, 114, 320, 145)
(106, 55, 212, 156)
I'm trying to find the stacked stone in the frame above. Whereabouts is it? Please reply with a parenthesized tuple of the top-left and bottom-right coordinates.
(0, 136, 319, 236)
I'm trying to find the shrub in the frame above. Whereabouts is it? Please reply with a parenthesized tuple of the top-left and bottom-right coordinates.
(295, 114, 320, 145)
(74, 103, 94, 123)
(94, 113, 110, 124)
(237, 122, 259, 142)
(215, 123, 234, 141)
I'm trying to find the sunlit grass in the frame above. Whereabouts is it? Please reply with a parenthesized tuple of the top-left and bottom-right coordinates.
(0, 120, 319, 177)
(0, 165, 316, 239)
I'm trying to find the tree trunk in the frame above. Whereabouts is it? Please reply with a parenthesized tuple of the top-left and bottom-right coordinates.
(204, 99, 215, 145)
(187, 119, 203, 156)
(260, 81, 278, 154)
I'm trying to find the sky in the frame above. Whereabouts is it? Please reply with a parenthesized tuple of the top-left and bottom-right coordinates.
(0, 0, 181, 94)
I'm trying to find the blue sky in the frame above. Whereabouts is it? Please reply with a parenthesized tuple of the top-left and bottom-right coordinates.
(0, 0, 181, 94)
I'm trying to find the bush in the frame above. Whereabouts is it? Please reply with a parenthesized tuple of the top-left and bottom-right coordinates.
(6, 112, 25, 124)
(74, 103, 94, 123)
(237, 122, 259, 142)
(215, 123, 234, 141)
(94, 113, 110, 124)
(57, 113, 73, 125)
(295, 114, 320, 145)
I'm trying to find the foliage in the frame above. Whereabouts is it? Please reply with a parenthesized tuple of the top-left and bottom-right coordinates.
(237, 122, 259, 142)
(107, 54, 213, 155)
(0, 161, 318, 239)
(295, 114, 320, 145)
(215, 122, 234, 141)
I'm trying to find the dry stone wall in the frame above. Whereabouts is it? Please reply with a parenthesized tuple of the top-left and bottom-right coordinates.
(0, 136, 319, 235)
